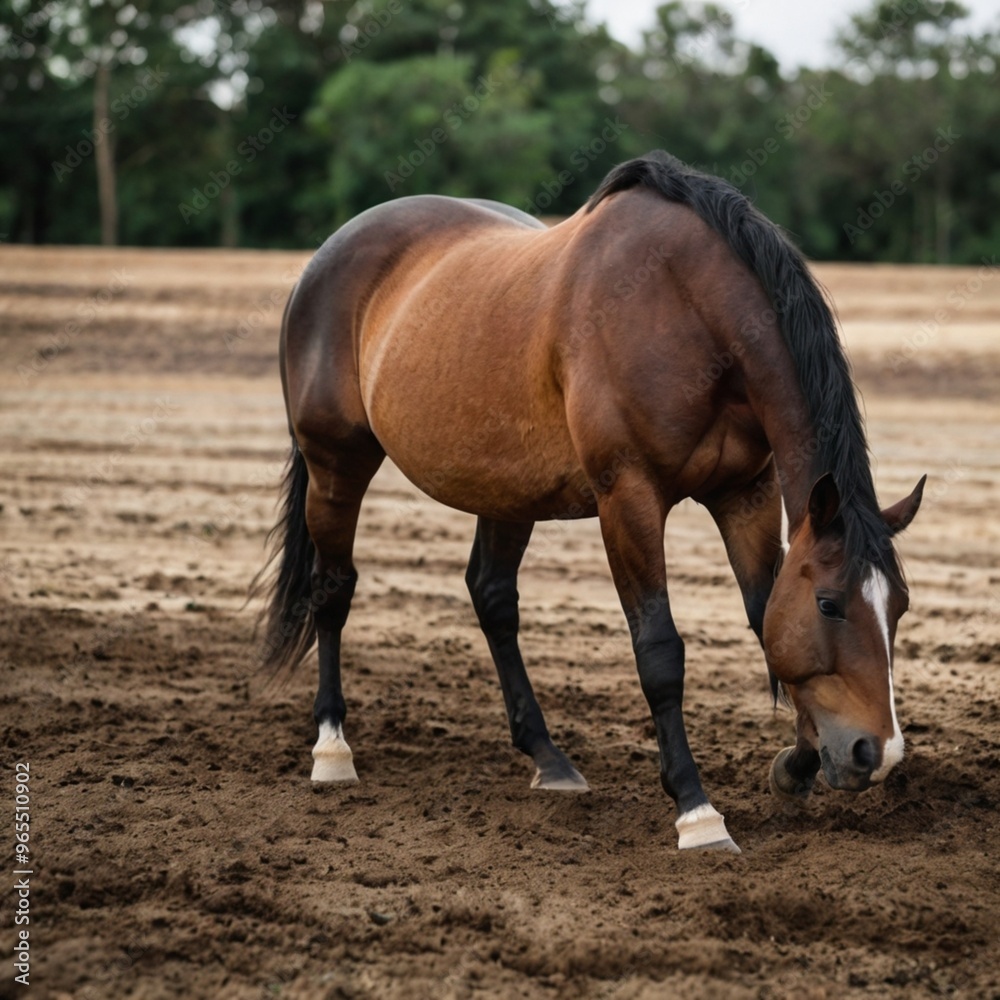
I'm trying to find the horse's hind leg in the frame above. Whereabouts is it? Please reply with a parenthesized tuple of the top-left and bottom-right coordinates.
(466, 517, 588, 792)
(305, 438, 384, 783)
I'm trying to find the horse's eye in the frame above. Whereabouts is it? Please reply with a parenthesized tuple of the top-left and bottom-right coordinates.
(817, 597, 844, 621)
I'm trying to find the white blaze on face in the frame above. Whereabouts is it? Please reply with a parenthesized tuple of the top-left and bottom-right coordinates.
(779, 498, 790, 555)
(862, 567, 904, 781)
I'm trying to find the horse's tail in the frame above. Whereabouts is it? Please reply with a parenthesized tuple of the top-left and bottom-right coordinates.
(249, 438, 317, 674)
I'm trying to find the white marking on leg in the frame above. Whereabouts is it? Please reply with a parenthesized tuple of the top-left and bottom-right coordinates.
(675, 803, 739, 852)
(779, 497, 790, 555)
(863, 568, 904, 781)
(311, 720, 359, 784)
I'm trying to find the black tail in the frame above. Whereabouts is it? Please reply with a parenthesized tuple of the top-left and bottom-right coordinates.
(249, 439, 317, 674)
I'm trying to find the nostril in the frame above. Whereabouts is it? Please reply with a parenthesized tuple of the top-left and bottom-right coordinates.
(852, 737, 877, 773)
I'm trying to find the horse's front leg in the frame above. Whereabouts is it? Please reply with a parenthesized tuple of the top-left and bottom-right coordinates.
(769, 713, 822, 806)
(597, 473, 740, 853)
(704, 463, 821, 806)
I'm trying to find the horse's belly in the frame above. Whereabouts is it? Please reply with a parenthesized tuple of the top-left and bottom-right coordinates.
(377, 419, 595, 521)
(389, 446, 596, 521)
(362, 342, 591, 521)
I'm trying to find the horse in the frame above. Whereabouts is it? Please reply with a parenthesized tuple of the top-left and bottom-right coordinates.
(253, 150, 925, 853)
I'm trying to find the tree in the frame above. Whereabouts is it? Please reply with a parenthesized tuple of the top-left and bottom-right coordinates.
(308, 53, 555, 226)
(1, 0, 997, 261)
(308, 0, 621, 219)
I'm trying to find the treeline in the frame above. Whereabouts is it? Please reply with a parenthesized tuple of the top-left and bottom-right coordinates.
(1, 0, 998, 262)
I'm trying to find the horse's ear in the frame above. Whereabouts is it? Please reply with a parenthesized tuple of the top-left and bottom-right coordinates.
(808, 473, 842, 534)
(881, 475, 927, 535)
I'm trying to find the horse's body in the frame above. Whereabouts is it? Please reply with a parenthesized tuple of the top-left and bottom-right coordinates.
(287, 191, 776, 520)
(258, 152, 924, 852)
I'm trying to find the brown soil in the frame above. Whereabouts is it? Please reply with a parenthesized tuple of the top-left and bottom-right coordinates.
(1, 246, 998, 999)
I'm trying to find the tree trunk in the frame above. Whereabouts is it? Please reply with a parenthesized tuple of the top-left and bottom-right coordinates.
(934, 168, 951, 265)
(220, 183, 239, 247)
(94, 61, 118, 246)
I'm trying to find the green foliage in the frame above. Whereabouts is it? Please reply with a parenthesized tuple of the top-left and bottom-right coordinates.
(0, 0, 998, 262)
(308, 53, 555, 226)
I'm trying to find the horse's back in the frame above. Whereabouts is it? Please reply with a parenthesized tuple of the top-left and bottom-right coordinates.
(281, 196, 538, 436)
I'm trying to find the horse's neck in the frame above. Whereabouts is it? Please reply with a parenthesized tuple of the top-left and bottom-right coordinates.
(745, 360, 826, 536)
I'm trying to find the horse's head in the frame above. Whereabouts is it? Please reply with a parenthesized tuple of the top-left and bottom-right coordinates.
(763, 473, 925, 791)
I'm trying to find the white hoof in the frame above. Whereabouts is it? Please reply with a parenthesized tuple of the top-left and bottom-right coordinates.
(676, 803, 741, 854)
(531, 768, 590, 792)
(311, 722, 359, 784)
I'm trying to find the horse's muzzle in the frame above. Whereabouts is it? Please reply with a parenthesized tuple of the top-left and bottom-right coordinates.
(820, 735, 881, 791)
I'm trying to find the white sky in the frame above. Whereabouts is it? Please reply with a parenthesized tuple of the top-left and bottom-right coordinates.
(580, 0, 1000, 71)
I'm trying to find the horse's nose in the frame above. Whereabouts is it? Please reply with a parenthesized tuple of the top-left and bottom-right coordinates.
(819, 731, 884, 790)
(851, 736, 878, 775)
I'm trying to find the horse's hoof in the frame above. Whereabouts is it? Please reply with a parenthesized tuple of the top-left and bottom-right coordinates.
(769, 746, 814, 805)
(676, 804, 741, 854)
(311, 723, 359, 784)
(695, 836, 742, 854)
(530, 765, 590, 792)
(311, 753, 359, 784)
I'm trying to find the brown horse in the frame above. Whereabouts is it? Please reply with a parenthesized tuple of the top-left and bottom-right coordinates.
(255, 151, 925, 853)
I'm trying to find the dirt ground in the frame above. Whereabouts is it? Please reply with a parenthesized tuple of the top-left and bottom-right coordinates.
(1, 245, 998, 999)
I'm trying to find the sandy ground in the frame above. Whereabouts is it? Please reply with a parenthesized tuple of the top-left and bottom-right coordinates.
(0, 244, 999, 999)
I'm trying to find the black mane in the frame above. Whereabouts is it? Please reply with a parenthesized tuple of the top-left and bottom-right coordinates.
(588, 150, 901, 589)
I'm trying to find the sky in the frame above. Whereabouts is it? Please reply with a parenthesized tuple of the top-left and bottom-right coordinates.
(579, 0, 1000, 72)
